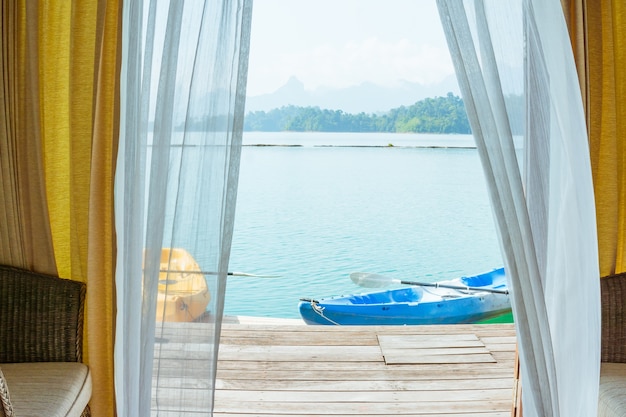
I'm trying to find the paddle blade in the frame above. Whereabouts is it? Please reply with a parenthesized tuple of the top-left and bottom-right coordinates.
(350, 272, 397, 288)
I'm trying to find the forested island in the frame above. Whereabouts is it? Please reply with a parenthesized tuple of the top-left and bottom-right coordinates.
(243, 92, 471, 134)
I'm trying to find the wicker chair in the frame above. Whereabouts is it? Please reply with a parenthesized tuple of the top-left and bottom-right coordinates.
(0, 264, 91, 417)
(598, 271, 626, 417)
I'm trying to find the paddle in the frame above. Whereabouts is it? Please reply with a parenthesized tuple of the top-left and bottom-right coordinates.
(158, 270, 281, 285)
(158, 270, 280, 277)
(349, 272, 509, 295)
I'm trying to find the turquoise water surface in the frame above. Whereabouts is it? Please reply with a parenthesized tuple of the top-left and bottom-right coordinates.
(225, 132, 503, 319)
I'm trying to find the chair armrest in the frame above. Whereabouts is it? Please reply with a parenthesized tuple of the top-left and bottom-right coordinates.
(601, 272, 626, 363)
(0, 264, 86, 363)
(0, 367, 14, 417)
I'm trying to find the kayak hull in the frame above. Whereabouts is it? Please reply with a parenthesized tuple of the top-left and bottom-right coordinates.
(298, 268, 510, 325)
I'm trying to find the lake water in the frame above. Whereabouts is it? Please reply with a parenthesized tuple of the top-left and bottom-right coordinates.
(225, 132, 503, 319)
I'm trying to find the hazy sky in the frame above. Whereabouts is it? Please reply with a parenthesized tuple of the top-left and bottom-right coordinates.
(246, 0, 454, 96)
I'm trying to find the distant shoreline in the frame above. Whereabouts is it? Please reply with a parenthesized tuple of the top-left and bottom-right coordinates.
(240, 131, 480, 149)
(243, 143, 476, 149)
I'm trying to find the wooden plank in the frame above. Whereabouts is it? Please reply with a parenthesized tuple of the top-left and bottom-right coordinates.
(149, 377, 514, 398)
(219, 333, 380, 346)
(483, 343, 517, 352)
(378, 339, 486, 349)
(480, 336, 517, 344)
(220, 345, 383, 362)
(383, 347, 491, 356)
(223, 315, 306, 325)
(378, 334, 485, 349)
(213, 377, 515, 392)
(218, 323, 515, 334)
(215, 359, 514, 372)
(157, 344, 384, 362)
(154, 358, 514, 375)
(156, 410, 513, 417)
(160, 332, 382, 346)
(211, 414, 512, 417)
(212, 399, 513, 414)
(215, 368, 517, 381)
(210, 410, 511, 417)
(155, 387, 513, 405)
(214, 388, 513, 403)
(385, 352, 496, 365)
(491, 351, 517, 362)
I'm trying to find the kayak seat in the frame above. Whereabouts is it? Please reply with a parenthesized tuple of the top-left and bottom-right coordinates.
(461, 274, 493, 287)
(344, 287, 423, 305)
(389, 287, 423, 303)
(461, 267, 505, 287)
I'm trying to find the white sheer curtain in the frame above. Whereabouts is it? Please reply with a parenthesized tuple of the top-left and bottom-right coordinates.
(114, 1, 252, 416)
(437, 1, 600, 416)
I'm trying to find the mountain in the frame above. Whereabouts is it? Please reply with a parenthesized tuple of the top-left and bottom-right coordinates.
(245, 75, 460, 114)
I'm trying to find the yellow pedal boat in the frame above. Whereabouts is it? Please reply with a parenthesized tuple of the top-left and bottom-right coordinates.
(156, 248, 210, 322)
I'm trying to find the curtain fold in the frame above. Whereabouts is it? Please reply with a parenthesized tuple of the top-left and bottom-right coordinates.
(437, 1, 600, 416)
(561, 0, 626, 277)
(115, 1, 252, 415)
(0, 1, 121, 416)
(1, 0, 56, 273)
(86, 1, 122, 416)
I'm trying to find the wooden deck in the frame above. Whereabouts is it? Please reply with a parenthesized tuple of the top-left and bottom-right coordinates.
(155, 319, 517, 417)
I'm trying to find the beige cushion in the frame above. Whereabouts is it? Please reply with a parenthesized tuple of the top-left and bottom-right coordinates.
(599, 362, 626, 417)
(0, 362, 91, 417)
(0, 367, 12, 417)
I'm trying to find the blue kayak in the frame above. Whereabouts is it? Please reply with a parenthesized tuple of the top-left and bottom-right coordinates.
(298, 267, 510, 325)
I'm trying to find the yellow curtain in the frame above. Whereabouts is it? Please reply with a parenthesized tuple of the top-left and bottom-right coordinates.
(0, 0, 57, 273)
(84, 1, 121, 416)
(562, 0, 626, 276)
(1, 1, 121, 415)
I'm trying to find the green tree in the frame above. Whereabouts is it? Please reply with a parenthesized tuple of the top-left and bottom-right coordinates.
(242, 93, 473, 134)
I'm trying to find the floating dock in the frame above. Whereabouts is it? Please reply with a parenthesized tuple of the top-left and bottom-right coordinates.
(154, 318, 517, 416)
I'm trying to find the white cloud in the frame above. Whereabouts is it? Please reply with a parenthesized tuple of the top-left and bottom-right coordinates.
(245, 0, 454, 96)
(247, 37, 455, 96)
